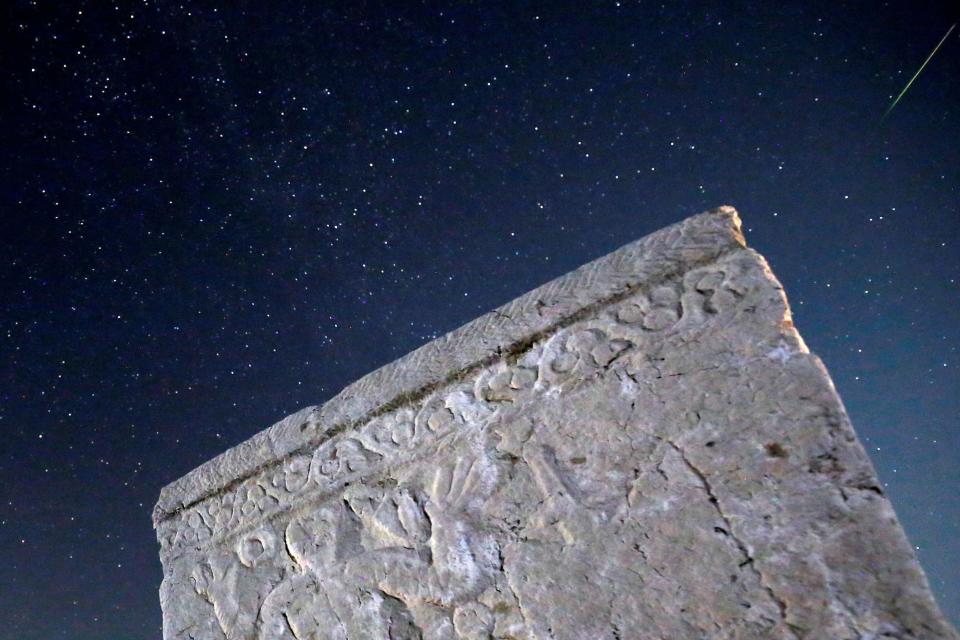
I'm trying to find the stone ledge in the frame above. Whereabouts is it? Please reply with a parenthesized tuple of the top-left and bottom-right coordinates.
(153, 206, 744, 526)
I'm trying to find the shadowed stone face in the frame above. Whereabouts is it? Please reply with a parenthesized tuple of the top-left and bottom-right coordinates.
(154, 207, 958, 640)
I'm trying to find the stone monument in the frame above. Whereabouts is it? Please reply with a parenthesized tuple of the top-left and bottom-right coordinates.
(154, 207, 957, 639)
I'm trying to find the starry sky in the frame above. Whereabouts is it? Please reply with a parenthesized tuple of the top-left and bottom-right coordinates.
(1, 2, 958, 638)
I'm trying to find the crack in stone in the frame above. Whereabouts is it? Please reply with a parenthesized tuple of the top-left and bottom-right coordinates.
(280, 610, 296, 638)
(665, 438, 799, 639)
(498, 543, 533, 635)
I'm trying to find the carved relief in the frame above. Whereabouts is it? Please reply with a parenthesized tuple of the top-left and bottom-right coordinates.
(681, 261, 748, 324)
(614, 283, 684, 332)
(537, 328, 632, 391)
(159, 265, 752, 566)
(311, 437, 383, 483)
(367, 487, 431, 549)
(161, 317, 655, 560)
(160, 211, 958, 639)
(203, 450, 504, 639)
(259, 573, 421, 640)
(276, 455, 311, 493)
(255, 501, 419, 640)
(259, 574, 332, 639)
(236, 529, 276, 568)
(524, 444, 593, 545)
(190, 529, 284, 639)
(476, 362, 537, 403)
(357, 409, 418, 457)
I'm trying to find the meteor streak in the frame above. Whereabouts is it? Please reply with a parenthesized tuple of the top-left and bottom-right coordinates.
(882, 23, 956, 121)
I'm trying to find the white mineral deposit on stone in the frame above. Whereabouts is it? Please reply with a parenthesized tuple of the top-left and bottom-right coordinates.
(154, 207, 958, 640)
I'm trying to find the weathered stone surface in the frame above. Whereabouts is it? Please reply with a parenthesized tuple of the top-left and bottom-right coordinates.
(155, 207, 957, 640)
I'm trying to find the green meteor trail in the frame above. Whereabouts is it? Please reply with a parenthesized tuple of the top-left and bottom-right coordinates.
(882, 23, 956, 121)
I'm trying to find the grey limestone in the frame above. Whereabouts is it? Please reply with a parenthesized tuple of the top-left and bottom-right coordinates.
(155, 207, 957, 640)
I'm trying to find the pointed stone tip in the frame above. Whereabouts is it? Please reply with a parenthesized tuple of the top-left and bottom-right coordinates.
(709, 203, 739, 219)
(706, 204, 745, 247)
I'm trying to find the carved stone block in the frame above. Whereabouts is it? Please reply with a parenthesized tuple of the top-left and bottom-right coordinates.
(154, 207, 957, 639)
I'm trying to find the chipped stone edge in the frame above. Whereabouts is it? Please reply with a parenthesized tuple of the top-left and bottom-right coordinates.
(153, 206, 746, 527)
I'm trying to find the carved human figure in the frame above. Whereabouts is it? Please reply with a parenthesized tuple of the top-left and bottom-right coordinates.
(524, 444, 594, 545)
(190, 528, 284, 640)
(258, 502, 419, 639)
(344, 454, 500, 638)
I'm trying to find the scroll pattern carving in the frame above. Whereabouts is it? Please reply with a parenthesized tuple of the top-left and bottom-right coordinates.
(613, 283, 683, 331)
(183, 451, 502, 639)
(158, 261, 749, 560)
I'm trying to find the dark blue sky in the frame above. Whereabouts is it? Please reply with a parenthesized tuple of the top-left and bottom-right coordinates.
(1, 2, 957, 637)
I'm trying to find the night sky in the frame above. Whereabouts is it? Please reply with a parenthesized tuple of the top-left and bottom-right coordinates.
(2, 2, 958, 638)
